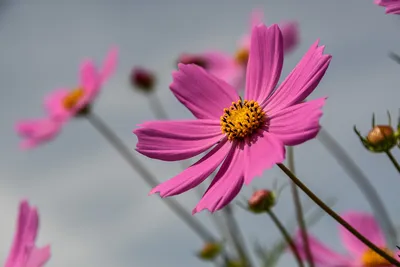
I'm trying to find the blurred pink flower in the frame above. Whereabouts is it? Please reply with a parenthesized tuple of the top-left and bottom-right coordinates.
(293, 211, 394, 267)
(176, 9, 299, 91)
(375, 0, 400, 14)
(5, 200, 50, 267)
(45, 47, 118, 121)
(15, 118, 62, 150)
(134, 24, 331, 214)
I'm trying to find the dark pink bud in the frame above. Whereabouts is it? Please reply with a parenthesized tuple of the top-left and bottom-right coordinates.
(130, 67, 156, 93)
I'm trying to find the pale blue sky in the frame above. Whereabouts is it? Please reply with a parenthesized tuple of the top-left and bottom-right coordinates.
(1, 1, 400, 267)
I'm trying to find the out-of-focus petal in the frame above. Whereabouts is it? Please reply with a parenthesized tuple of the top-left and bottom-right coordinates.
(134, 119, 223, 161)
(43, 89, 70, 121)
(281, 21, 300, 53)
(170, 64, 239, 120)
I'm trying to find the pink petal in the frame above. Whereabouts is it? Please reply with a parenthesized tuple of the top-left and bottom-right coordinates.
(134, 119, 223, 161)
(5, 200, 31, 266)
(281, 21, 300, 53)
(43, 89, 70, 121)
(202, 51, 244, 90)
(293, 231, 354, 266)
(375, 0, 400, 14)
(244, 24, 283, 104)
(263, 40, 331, 110)
(192, 143, 244, 214)
(25, 246, 51, 267)
(23, 207, 39, 245)
(79, 60, 98, 97)
(267, 98, 326, 146)
(170, 64, 239, 120)
(243, 131, 285, 185)
(149, 138, 230, 197)
(238, 9, 264, 49)
(99, 46, 118, 84)
(339, 211, 386, 257)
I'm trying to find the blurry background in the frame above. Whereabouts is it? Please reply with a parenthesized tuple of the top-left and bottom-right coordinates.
(1, 0, 400, 266)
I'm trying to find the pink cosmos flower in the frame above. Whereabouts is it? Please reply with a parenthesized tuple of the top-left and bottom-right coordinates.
(15, 118, 63, 150)
(177, 9, 299, 91)
(5, 200, 50, 267)
(44, 47, 118, 122)
(375, 0, 400, 14)
(134, 24, 331, 214)
(293, 211, 395, 267)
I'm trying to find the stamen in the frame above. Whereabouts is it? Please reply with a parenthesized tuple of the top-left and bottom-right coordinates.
(220, 99, 266, 141)
(235, 48, 249, 65)
(62, 87, 85, 110)
(361, 247, 393, 266)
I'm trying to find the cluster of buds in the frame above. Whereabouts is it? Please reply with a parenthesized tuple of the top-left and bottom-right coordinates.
(354, 111, 400, 153)
(197, 242, 222, 261)
(130, 67, 156, 93)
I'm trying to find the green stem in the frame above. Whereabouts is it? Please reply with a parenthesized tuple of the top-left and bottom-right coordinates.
(277, 163, 400, 267)
(267, 210, 304, 267)
(317, 127, 397, 248)
(287, 147, 314, 267)
(85, 111, 216, 243)
(385, 150, 400, 173)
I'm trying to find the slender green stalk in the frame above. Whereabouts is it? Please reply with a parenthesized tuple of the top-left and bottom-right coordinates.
(287, 147, 314, 267)
(317, 127, 397, 247)
(277, 163, 400, 267)
(385, 150, 400, 173)
(85, 111, 216, 243)
(267, 210, 304, 267)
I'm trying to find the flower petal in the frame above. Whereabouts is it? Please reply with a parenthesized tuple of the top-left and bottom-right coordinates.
(375, 0, 400, 14)
(263, 40, 331, 110)
(293, 231, 354, 266)
(134, 119, 223, 161)
(15, 119, 62, 150)
(43, 89, 70, 121)
(80, 60, 98, 96)
(149, 138, 230, 197)
(170, 63, 239, 120)
(244, 24, 283, 103)
(267, 98, 326, 146)
(193, 143, 244, 214)
(338, 211, 386, 257)
(202, 51, 244, 90)
(25, 246, 51, 267)
(243, 131, 285, 185)
(99, 47, 118, 84)
(281, 21, 300, 53)
(238, 9, 264, 49)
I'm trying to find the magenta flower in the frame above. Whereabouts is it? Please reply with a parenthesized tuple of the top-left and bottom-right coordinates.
(176, 9, 299, 91)
(134, 24, 331, 214)
(45, 47, 118, 121)
(5, 200, 50, 267)
(293, 211, 395, 266)
(375, 0, 400, 14)
(15, 118, 63, 150)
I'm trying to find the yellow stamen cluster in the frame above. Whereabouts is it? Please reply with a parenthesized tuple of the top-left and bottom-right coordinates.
(62, 87, 84, 110)
(235, 48, 249, 65)
(220, 99, 265, 141)
(361, 248, 393, 266)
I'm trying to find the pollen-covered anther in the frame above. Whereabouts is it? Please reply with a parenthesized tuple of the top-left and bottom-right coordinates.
(220, 99, 265, 141)
(361, 247, 392, 266)
(62, 87, 84, 110)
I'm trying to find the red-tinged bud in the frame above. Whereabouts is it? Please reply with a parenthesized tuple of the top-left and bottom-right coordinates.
(248, 189, 276, 213)
(130, 67, 156, 93)
(367, 125, 394, 146)
(197, 242, 222, 261)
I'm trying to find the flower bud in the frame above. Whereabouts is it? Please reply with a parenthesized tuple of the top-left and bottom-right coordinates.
(367, 125, 394, 146)
(130, 67, 156, 93)
(177, 53, 208, 69)
(248, 189, 276, 213)
(197, 242, 222, 261)
(226, 260, 245, 267)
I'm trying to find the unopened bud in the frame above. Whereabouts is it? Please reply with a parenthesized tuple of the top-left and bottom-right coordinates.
(177, 53, 208, 69)
(367, 125, 394, 145)
(227, 260, 245, 267)
(130, 67, 156, 93)
(248, 189, 275, 213)
(197, 242, 222, 261)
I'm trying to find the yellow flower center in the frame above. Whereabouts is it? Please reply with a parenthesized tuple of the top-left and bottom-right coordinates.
(235, 48, 249, 65)
(361, 248, 393, 266)
(220, 99, 266, 141)
(62, 87, 84, 110)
